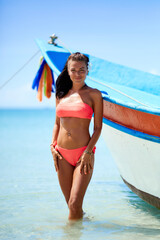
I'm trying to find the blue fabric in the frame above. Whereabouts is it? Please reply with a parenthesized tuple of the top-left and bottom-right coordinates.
(51, 69, 55, 92)
(32, 59, 46, 90)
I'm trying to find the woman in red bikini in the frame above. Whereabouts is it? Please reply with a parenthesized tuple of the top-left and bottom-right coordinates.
(50, 52, 103, 220)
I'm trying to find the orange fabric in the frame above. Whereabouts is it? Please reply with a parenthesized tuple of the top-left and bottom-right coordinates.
(37, 62, 53, 101)
(37, 66, 45, 101)
(56, 102, 93, 119)
(45, 64, 53, 98)
(43, 65, 47, 96)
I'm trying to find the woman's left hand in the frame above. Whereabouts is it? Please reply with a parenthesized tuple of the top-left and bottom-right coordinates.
(77, 151, 94, 175)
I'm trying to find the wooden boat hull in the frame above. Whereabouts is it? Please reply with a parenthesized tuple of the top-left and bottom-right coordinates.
(103, 100, 160, 137)
(102, 99, 160, 209)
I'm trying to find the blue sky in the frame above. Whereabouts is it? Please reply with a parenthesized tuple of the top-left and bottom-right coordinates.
(0, 0, 160, 108)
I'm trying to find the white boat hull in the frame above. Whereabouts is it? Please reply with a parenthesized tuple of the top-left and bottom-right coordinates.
(102, 121, 160, 208)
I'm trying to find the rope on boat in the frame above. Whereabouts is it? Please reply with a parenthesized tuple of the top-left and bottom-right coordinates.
(0, 50, 40, 90)
(87, 76, 151, 108)
(57, 38, 73, 54)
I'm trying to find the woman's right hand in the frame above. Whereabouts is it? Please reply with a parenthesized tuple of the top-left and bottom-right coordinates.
(50, 144, 62, 172)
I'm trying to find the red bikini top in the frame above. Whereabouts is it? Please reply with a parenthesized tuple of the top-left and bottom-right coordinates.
(56, 101, 93, 119)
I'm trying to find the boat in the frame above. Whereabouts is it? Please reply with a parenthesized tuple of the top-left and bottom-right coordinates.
(32, 36, 160, 209)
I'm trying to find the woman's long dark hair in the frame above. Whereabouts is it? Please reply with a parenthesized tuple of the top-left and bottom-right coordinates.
(56, 52, 89, 99)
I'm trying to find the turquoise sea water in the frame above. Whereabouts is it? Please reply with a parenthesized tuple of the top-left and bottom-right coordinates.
(0, 109, 160, 240)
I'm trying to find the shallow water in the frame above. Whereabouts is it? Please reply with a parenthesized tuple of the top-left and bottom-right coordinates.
(0, 109, 160, 240)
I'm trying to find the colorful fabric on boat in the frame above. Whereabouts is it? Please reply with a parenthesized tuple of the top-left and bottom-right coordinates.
(32, 57, 55, 101)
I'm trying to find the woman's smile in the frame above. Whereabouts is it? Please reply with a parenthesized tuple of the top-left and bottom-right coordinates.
(68, 60, 88, 85)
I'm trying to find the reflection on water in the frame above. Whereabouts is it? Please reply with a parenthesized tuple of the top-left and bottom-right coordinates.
(121, 183, 160, 220)
(62, 220, 84, 240)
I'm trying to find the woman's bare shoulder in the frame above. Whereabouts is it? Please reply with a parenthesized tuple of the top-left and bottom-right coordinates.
(86, 86, 102, 100)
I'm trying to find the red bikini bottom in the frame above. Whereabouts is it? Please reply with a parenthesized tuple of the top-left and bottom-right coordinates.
(55, 144, 96, 166)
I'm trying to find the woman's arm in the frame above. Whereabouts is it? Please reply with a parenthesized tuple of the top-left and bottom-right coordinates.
(79, 89, 103, 174)
(51, 115, 60, 145)
(86, 89, 103, 152)
(50, 98, 62, 171)
(51, 98, 60, 145)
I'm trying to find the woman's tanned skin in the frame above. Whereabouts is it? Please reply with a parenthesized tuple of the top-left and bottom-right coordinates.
(51, 57, 103, 220)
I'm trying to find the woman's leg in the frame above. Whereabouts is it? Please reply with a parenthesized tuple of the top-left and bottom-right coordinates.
(68, 155, 95, 220)
(57, 157, 74, 203)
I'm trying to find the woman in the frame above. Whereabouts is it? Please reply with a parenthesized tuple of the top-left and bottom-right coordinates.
(50, 52, 103, 220)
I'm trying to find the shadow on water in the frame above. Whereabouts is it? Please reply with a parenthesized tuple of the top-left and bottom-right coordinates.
(121, 182, 160, 220)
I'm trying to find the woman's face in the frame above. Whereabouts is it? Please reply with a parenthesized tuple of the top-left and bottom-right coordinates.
(67, 60, 88, 85)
